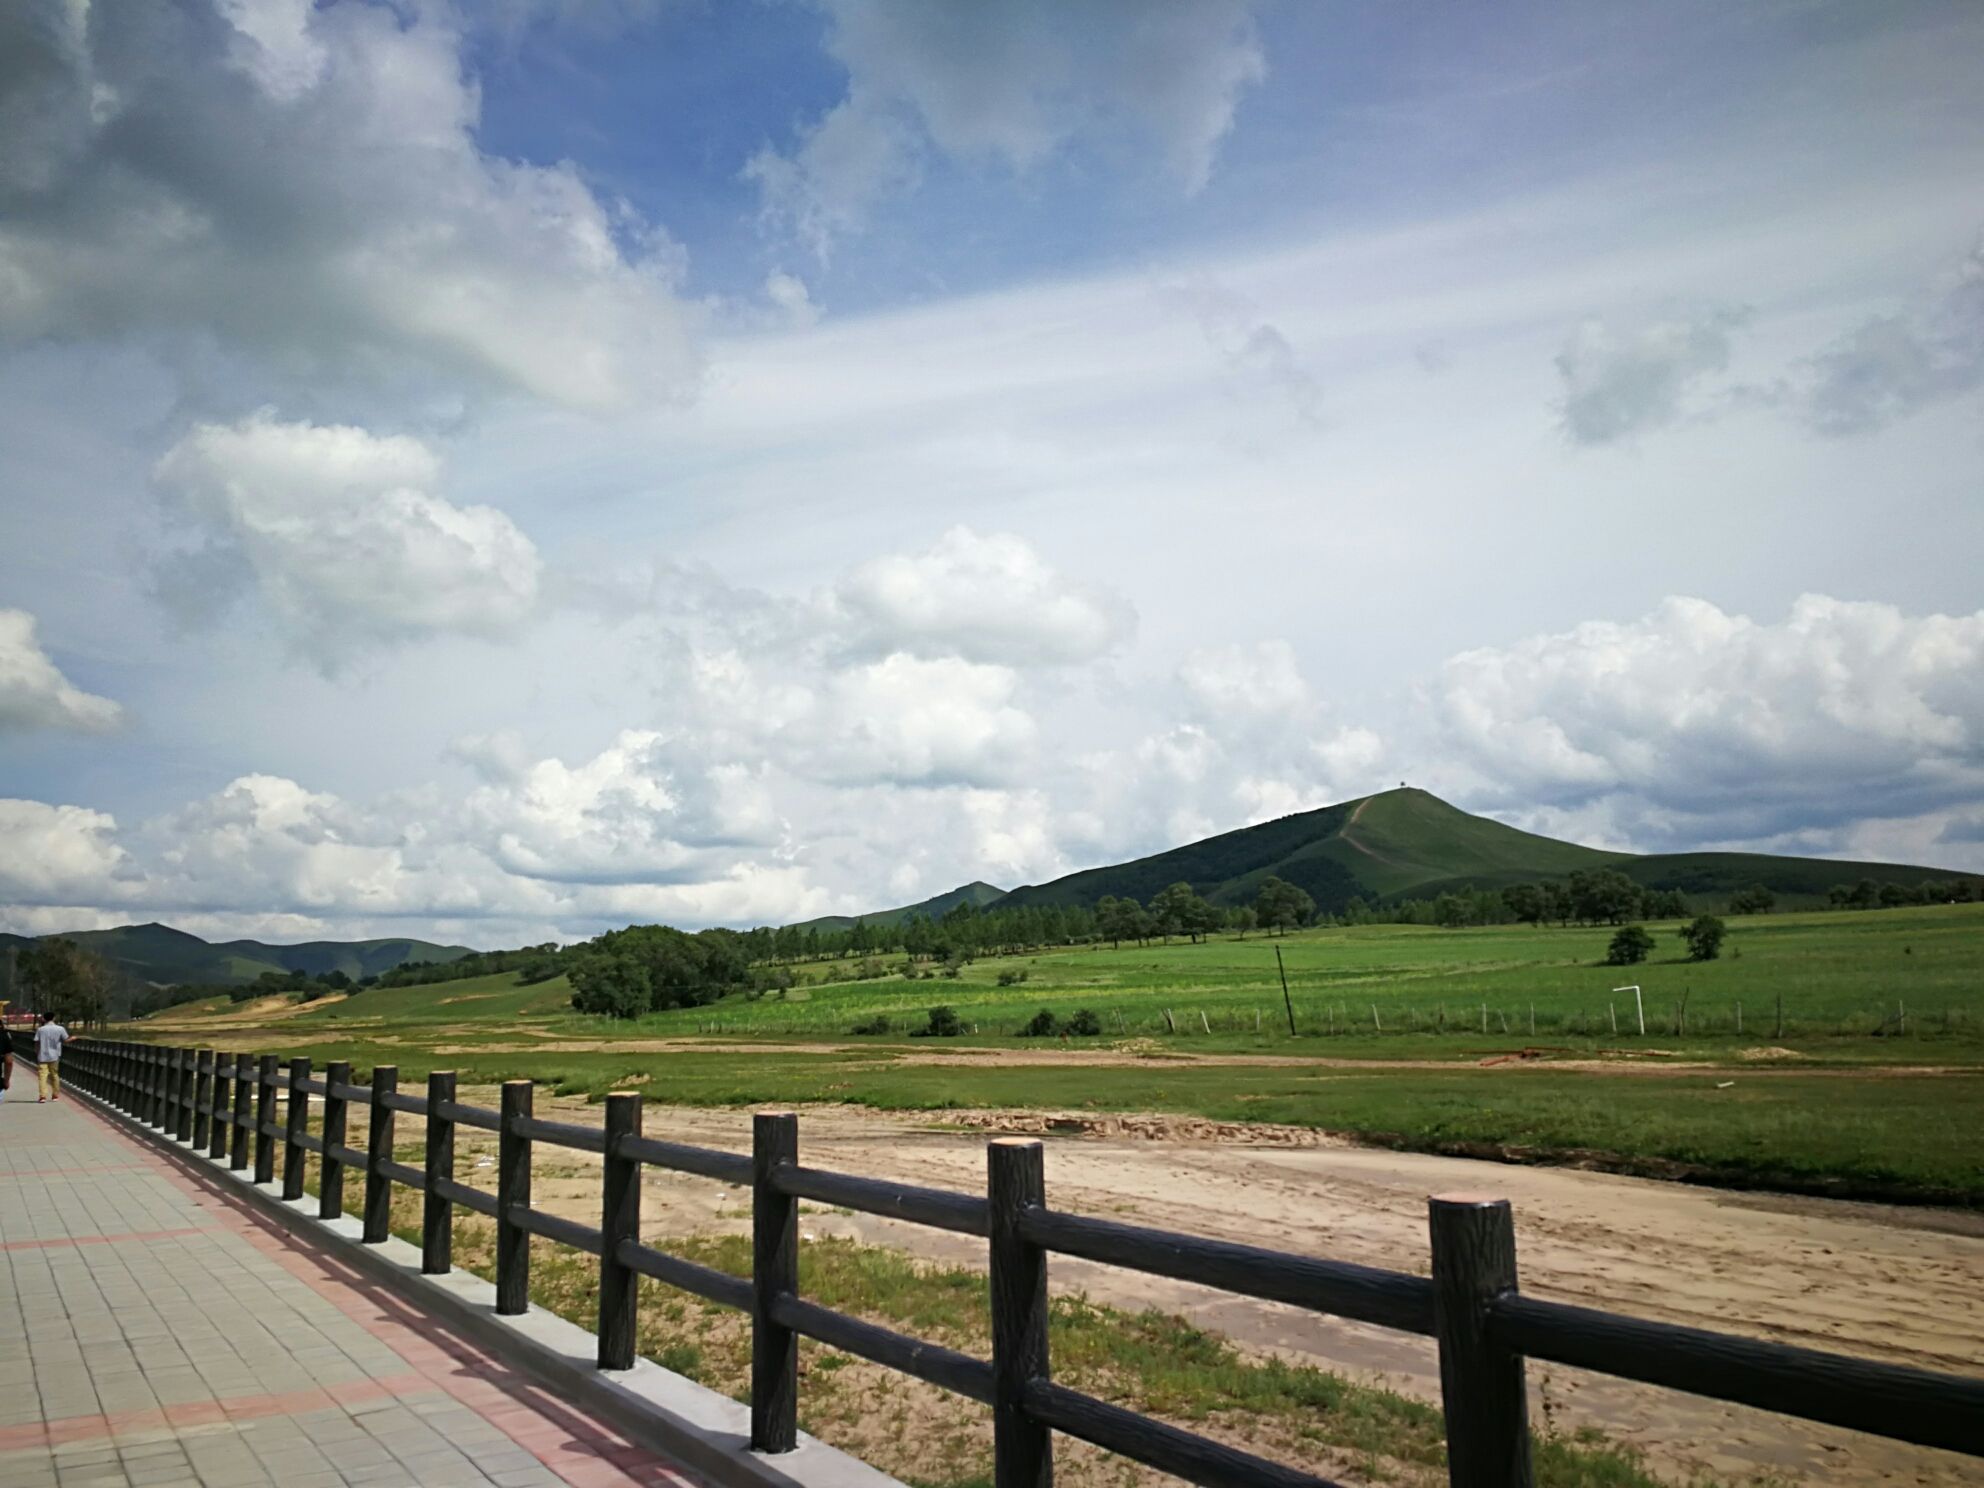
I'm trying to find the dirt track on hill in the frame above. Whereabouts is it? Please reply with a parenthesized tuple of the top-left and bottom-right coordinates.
(451, 1093, 1983, 1487)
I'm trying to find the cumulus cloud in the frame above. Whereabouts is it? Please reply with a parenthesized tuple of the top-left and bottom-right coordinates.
(0, 800, 130, 906)
(747, 0, 1265, 252)
(830, 527, 1134, 666)
(154, 412, 541, 670)
(1555, 308, 1747, 444)
(1803, 239, 1984, 435)
(809, 655, 1035, 786)
(0, 609, 121, 732)
(1434, 594, 1984, 844)
(0, 0, 697, 409)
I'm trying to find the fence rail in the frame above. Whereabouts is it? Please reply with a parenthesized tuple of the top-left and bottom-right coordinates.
(18, 1033, 1984, 1487)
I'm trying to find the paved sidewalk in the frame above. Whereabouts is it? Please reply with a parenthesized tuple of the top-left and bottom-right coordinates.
(0, 1094, 702, 1488)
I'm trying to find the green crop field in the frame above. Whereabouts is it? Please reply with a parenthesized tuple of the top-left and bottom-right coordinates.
(139, 903, 1984, 1202)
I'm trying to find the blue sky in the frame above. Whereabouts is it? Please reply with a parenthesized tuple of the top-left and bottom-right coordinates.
(1, 0, 1981, 944)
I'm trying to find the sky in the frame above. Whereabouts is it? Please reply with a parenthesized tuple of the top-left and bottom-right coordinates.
(2, 0, 1982, 948)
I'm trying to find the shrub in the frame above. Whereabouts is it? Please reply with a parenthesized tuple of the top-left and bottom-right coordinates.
(914, 1005, 965, 1038)
(1604, 925, 1655, 966)
(1019, 1008, 1058, 1038)
(1065, 1008, 1102, 1036)
(848, 1014, 892, 1036)
(996, 968, 1030, 987)
(1680, 914, 1727, 962)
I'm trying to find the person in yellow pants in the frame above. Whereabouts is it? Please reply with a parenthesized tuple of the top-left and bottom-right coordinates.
(35, 1014, 68, 1102)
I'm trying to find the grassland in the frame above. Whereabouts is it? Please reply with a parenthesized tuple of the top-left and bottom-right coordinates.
(141, 904, 1984, 1203)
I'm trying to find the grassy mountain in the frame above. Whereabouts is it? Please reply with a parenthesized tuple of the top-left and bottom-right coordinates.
(995, 787, 1960, 914)
(0, 922, 472, 994)
(791, 881, 1008, 934)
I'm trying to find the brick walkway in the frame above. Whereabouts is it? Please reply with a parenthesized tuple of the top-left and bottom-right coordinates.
(0, 1093, 703, 1488)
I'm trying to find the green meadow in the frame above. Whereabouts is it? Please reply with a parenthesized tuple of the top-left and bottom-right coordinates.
(144, 903, 1984, 1202)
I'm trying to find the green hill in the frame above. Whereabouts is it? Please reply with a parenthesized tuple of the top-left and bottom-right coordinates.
(791, 881, 1008, 933)
(993, 788, 1960, 914)
(0, 922, 472, 996)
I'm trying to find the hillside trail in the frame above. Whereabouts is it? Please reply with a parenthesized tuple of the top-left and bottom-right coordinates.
(454, 1093, 1982, 1488)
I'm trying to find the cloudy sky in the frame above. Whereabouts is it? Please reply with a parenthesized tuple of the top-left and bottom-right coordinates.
(3, 0, 1982, 947)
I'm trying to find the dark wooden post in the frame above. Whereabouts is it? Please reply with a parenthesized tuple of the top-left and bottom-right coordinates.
(120, 1042, 134, 1112)
(321, 1060, 351, 1221)
(208, 1054, 232, 1160)
(989, 1138, 1052, 1488)
(1429, 1195, 1533, 1488)
(598, 1091, 643, 1369)
(422, 1070, 455, 1274)
(229, 1054, 253, 1170)
(495, 1080, 532, 1315)
(192, 1051, 214, 1151)
(155, 1047, 172, 1129)
(254, 1054, 279, 1184)
(364, 1065, 397, 1243)
(752, 1110, 799, 1453)
(176, 1048, 195, 1142)
(283, 1058, 309, 1201)
(140, 1045, 157, 1125)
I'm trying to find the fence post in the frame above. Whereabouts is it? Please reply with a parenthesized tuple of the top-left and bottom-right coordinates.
(192, 1051, 213, 1151)
(1429, 1195, 1532, 1488)
(321, 1060, 350, 1222)
(176, 1048, 195, 1142)
(254, 1054, 279, 1184)
(283, 1058, 309, 1201)
(989, 1138, 1052, 1488)
(364, 1065, 397, 1244)
(600, 1091, 643, 1370)
(141, 1044, 158, 1125)
(208, 1054, 232, 1160)
(752, 1110, 799, 1453)
(422, 1071, 455, 1274)
(229, 1054, 253, 1171)
(496, 1080, 532, 1315)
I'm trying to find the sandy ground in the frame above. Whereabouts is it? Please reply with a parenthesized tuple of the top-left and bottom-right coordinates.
(437, 1094, 1984, 1487)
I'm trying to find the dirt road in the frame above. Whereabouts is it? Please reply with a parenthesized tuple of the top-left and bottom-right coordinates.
(475, 1096, 1983, 1486)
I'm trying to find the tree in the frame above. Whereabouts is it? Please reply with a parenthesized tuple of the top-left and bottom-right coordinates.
(1226, 906, 1258, 938)
(1605, 925, 1655, 966)
(1095, 896, 1145, 949)
(1150, 882, 1218, 944)
(1567, 868, 1640, 925)
(1679, 914, 1727, 962)
(1501, 883, 1545, 925)
(1728, 884, 1776, 915)
(1252, 876, 1315, 935)
(1877, 882, 1911, 909)
(1433, 893, 1470, 929)
(18, 938, 114, 1026)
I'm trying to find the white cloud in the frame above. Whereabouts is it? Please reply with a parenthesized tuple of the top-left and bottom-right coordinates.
(747, 0, 1265, 251)
(810, 654, 1035, 786)
(0, 0, 698, 410)
(1434, 594, 1984, 845)
(1554, 308, 1747, 444)
(831, 526, 1134, 666)
(0, 609, 121, 732)
(0, 800, 129, 906)
(154, 413, 542, 670)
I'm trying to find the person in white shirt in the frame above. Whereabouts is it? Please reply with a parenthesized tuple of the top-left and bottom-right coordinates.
(34, 1015, 68, 1103)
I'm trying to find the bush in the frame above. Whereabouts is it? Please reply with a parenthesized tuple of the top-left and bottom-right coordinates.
(848, 1014, 891, 1036)
(1065, 1008, 1102, 1036)
(913, 1005, 965, 1038)
(1680, 914, 1727, 962)
(1019, 1008, 1058, 1037)
(996, 968, 1030, 987)
(1604, 925, 1655, 966)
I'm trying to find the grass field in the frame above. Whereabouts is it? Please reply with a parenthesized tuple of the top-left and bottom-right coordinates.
(139, 903, 1984, 1202)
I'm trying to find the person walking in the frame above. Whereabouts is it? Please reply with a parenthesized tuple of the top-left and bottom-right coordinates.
(34, 1014, 68, 1103)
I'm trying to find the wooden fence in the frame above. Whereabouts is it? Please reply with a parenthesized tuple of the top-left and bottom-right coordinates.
(20, 1033, 1984, 1488)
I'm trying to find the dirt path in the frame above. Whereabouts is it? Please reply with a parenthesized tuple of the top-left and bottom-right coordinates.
(457, 1094, 1982, 1487)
